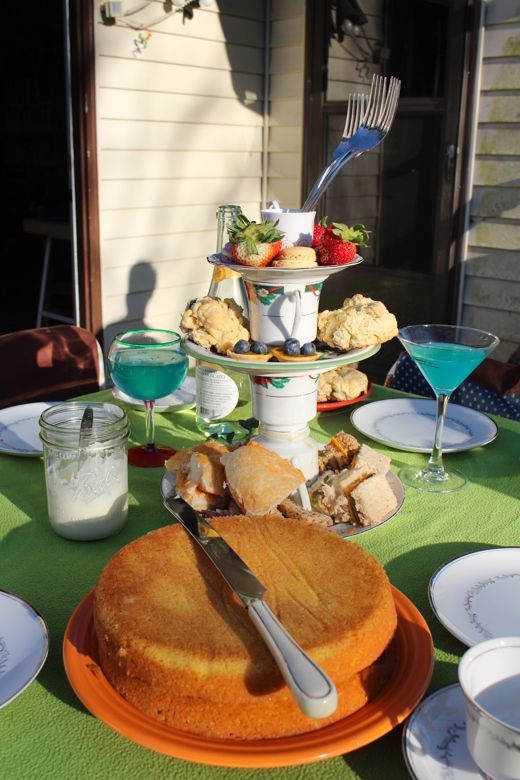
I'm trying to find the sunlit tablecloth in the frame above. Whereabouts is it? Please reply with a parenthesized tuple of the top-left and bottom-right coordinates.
(1, 385, 518, 780)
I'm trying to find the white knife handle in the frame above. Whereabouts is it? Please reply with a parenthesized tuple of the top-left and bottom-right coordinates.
(247, 600, 338, 719)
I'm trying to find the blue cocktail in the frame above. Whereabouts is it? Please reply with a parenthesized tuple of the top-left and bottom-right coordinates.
(108, 329, 187, 467)
(398, 324, 499, 492)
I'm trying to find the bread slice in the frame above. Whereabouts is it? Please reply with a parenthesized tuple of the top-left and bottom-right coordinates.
(277, 498, 334, 527)
(351, 444, 391, 475)
(318, 432, 361, 473)
(349, 474, 397, 527)
(221, 442, 304, 514)
(165, 440, 231, 511)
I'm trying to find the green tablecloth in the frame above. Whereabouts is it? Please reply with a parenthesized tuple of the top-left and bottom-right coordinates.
(1, 385, 519, 780)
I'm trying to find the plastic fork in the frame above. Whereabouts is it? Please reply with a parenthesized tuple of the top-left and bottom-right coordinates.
(301, 75, 401, 213)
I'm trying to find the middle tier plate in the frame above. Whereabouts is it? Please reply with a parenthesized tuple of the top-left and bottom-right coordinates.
(182, 340, 380, 377)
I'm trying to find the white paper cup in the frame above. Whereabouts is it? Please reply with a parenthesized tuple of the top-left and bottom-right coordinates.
(261, 208, 316, 246)
(458, 637, 520, 780)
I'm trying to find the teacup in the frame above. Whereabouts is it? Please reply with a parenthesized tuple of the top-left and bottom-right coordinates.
(261, 208, 316, 247)
(244, 279, 323, 345)
(458, 636, 520, 780)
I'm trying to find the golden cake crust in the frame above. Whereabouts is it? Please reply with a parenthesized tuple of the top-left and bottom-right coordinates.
(94, 515, 397, 739)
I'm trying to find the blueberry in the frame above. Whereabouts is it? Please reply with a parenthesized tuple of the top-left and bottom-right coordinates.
(301, 342, 316, 356)
(284, 338, 301, 356)
(233, 339, 250, 354)
(251, 341, 268, 355)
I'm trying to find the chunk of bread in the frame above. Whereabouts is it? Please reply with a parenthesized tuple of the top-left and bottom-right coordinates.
(277, 498, 334, 527)
(351, 444, 391, 476)
(318, 432, 361, 473)
(349, 474, 397, 527)
(221, 442, 304, 514)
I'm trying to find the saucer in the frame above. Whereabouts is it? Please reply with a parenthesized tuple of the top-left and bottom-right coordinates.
(0, 402, 56, 457)
(429, 548, 520, 646)
(403, 683, 485, 779)
(0, 590, 49, 708)
(350, 398, 497, 453)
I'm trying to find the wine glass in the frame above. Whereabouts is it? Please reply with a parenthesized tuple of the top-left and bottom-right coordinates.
(108, 329, 187, 468)
(397, 324, 499, 492)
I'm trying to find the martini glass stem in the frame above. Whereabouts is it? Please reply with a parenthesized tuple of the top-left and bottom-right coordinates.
(426, 393, 450, 477)
(144, 400, 156, 451)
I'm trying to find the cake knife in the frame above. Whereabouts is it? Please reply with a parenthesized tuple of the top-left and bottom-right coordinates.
(163, 495, 338, 719)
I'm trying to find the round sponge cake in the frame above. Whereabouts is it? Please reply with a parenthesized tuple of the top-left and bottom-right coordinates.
(93, 514, 397, 739)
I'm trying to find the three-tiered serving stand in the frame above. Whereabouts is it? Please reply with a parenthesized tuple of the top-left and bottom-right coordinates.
(182, 253, 380, 482)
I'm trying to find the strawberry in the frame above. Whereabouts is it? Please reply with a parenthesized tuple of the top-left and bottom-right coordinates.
(312, 216, 329, 247)
(316, 223, 370, 266)
(227, 215, 284, 267)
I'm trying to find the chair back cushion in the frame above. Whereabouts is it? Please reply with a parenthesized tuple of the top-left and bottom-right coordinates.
(0, 325, 101, 408)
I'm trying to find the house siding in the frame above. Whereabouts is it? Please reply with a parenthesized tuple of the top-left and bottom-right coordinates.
(268, 0, 306, 208)
(93, 0, 267, 349)
(463, 4, 520, 362)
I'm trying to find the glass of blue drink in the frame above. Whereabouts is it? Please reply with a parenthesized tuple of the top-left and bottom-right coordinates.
(397, 324, 499, 492)
(108, 329, 187, 467)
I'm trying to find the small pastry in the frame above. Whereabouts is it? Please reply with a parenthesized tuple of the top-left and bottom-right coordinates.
(271, 246, 317, 268)
(227, 339, 273, 362)
(226, 349, 273, 362)
(271, 347, 320, 362)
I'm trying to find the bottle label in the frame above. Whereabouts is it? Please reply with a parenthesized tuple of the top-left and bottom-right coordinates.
(196, 365, 239, 420)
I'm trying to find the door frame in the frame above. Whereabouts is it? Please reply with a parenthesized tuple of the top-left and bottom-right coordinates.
(302, 0, 482, 323)
(67, 0, 103, 340)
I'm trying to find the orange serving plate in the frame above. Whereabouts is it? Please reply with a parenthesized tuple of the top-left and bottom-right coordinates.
(317, 383, 372, 412)
(63, 587, 434, 768)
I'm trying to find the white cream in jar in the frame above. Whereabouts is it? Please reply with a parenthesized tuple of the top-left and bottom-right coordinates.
(40, 403, 130, 541)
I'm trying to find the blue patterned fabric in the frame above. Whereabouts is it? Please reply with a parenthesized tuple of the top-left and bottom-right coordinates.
(386, 352, 520, 421)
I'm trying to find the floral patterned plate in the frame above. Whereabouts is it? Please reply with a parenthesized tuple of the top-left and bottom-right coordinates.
(428, 548, 520, 647)
(403, 683, 485, 779)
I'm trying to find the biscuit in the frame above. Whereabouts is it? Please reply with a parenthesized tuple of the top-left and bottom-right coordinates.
(180, 296, 249, 354)
(317, 294, 398, 351)
(271, 246, 317, 268)
(317, 366, 369, 402)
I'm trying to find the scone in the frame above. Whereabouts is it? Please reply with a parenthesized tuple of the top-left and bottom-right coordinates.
(180, 296, 249, 354)
(221, 442, 304, 514)
(317, 294, 398, 351)
(271, 247, 317, 268)
(318, 366, 369, 403)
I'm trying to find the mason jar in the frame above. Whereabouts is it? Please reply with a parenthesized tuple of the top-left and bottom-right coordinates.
(39, 402, 130, 541)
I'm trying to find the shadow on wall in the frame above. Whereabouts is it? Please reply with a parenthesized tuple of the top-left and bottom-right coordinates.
(217, 0, 264, 119)
(100, 261, 157, 379)
(484, 0, 520, 24)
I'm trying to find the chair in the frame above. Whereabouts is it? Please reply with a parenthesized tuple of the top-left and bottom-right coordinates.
(0, 325, 105, 409)
(385, 352, 520, 421)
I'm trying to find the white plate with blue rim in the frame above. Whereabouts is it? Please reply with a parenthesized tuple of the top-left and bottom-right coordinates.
(403, 683, 485, 779)
(112, 375, 196, 413)
(350, 398, 498, 454)
(0, 590, 49, 708)
(428, 548, 520, 647)
(0, 402, 57, 457)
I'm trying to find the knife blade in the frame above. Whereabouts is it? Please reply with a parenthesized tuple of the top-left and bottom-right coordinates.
(163, 495, 338, 719)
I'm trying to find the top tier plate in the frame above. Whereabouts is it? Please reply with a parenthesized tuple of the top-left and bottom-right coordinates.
(208, 253, 363, 283)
